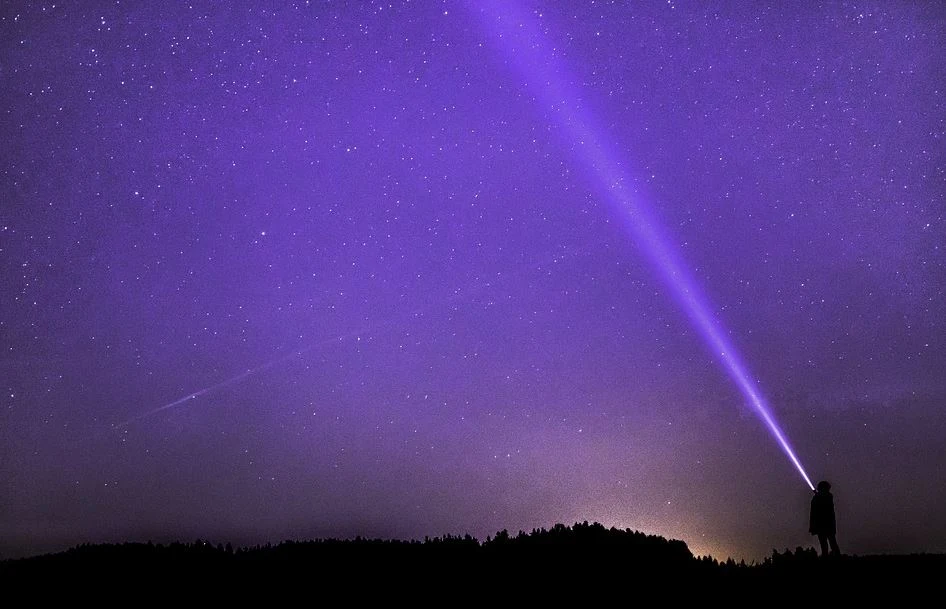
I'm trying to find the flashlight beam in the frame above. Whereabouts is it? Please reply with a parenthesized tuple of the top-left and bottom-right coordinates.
(472, 0, 814, 490)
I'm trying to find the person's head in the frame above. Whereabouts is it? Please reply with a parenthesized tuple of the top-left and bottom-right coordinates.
(817, 480, 831, 493)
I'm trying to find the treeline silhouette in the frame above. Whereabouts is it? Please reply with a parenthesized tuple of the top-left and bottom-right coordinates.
(2, 522, 689, 578)
(2, 521, 942, 595)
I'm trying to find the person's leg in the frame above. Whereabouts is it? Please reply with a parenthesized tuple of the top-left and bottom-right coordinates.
(818, 534, 829, 557)
(828, 535, 840, 556)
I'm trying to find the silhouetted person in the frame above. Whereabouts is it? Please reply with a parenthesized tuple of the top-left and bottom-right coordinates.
(809, 480, 841, 557)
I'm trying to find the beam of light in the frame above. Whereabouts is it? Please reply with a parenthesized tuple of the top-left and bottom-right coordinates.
(471, 1, 815, 491)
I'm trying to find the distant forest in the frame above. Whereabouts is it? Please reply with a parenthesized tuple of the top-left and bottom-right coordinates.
(3, 521, 942, 595)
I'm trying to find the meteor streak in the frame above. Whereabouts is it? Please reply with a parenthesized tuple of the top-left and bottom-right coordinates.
(113, 335, 345, 429)
(472, 1, 814, 490)
(114, 246, 595, 430)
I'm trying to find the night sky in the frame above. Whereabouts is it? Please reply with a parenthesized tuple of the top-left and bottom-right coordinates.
(2, 1, 944, 562)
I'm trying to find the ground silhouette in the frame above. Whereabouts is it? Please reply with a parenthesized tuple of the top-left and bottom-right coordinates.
(2, 521, 942, 598)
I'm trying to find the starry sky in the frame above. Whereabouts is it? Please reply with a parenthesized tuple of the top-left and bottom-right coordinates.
(2, 1, 944, 561)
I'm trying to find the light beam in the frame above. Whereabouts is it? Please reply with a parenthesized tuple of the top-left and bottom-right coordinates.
(471, 0, 815, 490)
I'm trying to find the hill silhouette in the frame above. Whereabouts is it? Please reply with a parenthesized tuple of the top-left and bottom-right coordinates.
(2, 521, 942, 597)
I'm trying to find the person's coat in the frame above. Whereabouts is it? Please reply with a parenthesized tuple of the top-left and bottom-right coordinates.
(809, 491, 836, 536)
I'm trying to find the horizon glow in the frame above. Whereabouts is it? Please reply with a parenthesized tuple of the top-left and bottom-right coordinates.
(472, 0, 815, 491)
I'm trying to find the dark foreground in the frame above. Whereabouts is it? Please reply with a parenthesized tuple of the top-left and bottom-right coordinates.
(2, 522, 941, 599)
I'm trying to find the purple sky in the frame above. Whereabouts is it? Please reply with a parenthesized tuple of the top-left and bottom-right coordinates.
(2, 1, 944, 561)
